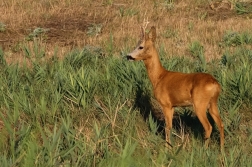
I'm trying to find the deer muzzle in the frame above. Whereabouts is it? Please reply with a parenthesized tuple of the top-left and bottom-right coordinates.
(126, 55, 135, 61)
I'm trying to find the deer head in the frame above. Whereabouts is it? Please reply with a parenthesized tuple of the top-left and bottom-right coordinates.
(127, 26, 156, 61)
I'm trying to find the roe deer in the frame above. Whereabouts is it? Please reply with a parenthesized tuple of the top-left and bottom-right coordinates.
(127, 25, 224, 149)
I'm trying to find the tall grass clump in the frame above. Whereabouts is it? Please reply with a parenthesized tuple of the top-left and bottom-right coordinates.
(188, 41, 206, 72)
(222, 31, 252, 47)
(0, 44, 252, 166)
(220, 49, 252, 106)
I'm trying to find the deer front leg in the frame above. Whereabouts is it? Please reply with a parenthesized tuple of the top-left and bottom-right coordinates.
(163, 106, 174, 148)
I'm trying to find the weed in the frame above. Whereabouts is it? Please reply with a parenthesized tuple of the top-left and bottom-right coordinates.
(102, 0, 114, 6)
(163, 0, 175, 11)
(104, 33, 114, 56)
(162, 27, 177, 38)
(198, 11, 208, 20)
(119, 7, 139, 17)
(0, 22, 6, 32)
(0, 48, 6, 66)
(188, 21, 194, 31)
(86, 24, 102, 37)
(26, 27, 49, 41)
(235, 2, 252, 15)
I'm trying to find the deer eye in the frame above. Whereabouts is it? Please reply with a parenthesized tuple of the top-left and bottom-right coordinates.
(139, 46, 144, 50)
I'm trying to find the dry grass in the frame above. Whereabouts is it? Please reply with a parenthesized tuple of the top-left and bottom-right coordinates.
(0, 0, 252, 64)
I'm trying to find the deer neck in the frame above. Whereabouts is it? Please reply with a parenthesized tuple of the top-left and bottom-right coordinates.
(143, 48, 166, 89)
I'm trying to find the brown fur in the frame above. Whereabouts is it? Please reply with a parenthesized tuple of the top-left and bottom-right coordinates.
(127, 26, 224, 149)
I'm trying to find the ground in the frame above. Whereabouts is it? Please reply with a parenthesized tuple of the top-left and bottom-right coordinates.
(0, 0, 252, 63)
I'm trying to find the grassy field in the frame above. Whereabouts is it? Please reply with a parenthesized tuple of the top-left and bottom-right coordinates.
(1, 0, 252, 166)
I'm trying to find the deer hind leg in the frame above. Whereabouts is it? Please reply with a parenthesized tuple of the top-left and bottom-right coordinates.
(193, 100, 212, 148)
(162, 106, 174, 148)
(208, 97, 224, 149)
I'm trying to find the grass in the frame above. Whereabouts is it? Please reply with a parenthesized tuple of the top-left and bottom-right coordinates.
(0, 39, 252, 166)
(0, 0, 252, 166)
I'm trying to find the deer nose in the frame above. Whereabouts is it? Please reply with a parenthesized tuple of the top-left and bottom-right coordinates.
(126, 55, 135, 61)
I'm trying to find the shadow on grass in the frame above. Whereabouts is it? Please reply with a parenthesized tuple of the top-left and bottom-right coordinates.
(133, 87, 220, 145)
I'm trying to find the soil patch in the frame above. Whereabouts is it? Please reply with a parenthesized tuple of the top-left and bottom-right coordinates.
(0, 13, 100, 51)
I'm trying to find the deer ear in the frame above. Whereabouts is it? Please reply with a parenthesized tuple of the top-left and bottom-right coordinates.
(148, 26, 156, 42)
